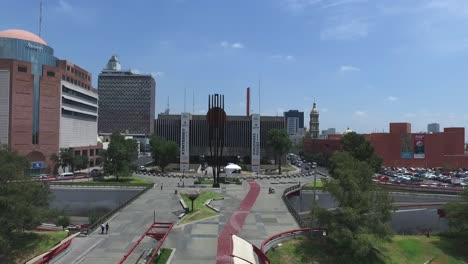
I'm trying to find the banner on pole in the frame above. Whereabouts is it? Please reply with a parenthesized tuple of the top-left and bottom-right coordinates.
(251, 114, 260, 173)
(180, 113, 190, 171)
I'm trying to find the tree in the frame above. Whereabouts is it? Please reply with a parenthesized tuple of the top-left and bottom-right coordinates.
(0, 146, 52, 256)
(445, 189, 468, 236)
(315, 152, 393, 263)
(73, 155, 89, 171)
(56, 215, 70, 231)
(340, 132, 383, 172)
(100, 132, 138, 181)
(149, 135, 178, 172)
(55, 148, 74, 173)
(267, 129, 292, 174)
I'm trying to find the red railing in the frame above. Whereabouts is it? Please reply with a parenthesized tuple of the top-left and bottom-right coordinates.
(118, 222, 174, 264)
(260, 228, 326, 253)
(35, 239, 72, 264)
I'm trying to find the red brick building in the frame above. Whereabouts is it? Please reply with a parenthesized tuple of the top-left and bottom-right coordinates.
(304, 122, 468, 169)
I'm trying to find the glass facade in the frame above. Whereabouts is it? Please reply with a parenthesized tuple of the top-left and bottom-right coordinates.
(0, 38, 57, 144)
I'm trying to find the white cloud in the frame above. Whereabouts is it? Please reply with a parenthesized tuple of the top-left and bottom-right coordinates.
(151, 71, 165, 78)
(339, 65, 361, 73)
(386, 96, 398, 102)
(354, 110, 367, 117)
(221, 41, 244, 49)
(321, 19, 370, 41)
(231, 42, 244, 49)
(220, 41, 229, 48)
(269, 54, 295, 61)
(58, 0, 72, 12)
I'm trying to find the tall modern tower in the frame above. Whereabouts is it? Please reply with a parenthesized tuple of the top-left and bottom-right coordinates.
(284, 110, 304, 135)
(428, 123, 440, 133)
(309, 102, 319, 138)
(98, 56, 155, 136)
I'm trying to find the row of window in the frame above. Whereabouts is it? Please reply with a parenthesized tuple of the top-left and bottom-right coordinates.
(62, 74, 91, 89)
(75, 148, 99, 157)
(62, 85, 98, 104)
(62, 97, 98, 113)
(66, 65, 91, 81)
(62, 108, 97, 121)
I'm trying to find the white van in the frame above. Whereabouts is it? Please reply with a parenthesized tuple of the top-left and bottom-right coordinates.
(59, 172, 74, 178)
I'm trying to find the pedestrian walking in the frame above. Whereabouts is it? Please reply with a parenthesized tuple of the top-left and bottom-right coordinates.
(100, 223, 105, 234)
(160, 183, 163, 190)
(182, 180, 184, 187)
(105, 223, 109, 234)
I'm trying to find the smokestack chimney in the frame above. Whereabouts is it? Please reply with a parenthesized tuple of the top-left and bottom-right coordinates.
(246, 87, 250, 116)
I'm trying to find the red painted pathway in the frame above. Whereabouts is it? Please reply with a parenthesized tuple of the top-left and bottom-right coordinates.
(216, 180, 261, 263)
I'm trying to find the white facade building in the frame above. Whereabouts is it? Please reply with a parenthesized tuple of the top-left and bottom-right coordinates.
(59, 80, 98, 148)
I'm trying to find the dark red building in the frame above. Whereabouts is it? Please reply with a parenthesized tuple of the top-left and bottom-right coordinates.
(304, 122, 468, 169)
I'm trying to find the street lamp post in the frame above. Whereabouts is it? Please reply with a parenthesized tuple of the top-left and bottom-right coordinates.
(312, 162, 318, 223)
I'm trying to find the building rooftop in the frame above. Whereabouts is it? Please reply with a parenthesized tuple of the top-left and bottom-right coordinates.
(0, 29, 47, 45)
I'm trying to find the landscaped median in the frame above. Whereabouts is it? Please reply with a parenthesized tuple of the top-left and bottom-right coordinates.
(301, 180, 324, 190)
(12, 231, 68, 264)
(179, 191, 223, 225)
(152, 248, 173, 264)
(266, 235, 468, 264)
(49, 176, 153, 187)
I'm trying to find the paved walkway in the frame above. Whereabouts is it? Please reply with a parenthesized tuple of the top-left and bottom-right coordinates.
(55, 174, 317, 264)
(216, 181, 260, 263)
(54, 185, 180, 264)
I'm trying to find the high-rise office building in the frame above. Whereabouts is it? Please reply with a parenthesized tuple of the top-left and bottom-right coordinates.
(0, 29, 100, 173)
(284, 110, 304, 135)
(98, 56, 155, 136)
(284, 110, 305, 145)
(428, 123, 440, 133)
(321, 128, 336, 138)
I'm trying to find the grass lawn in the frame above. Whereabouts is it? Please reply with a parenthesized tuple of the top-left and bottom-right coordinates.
(179, 191, 223, 224)
(194, 178, 214, 184)
(380, 235, 467, 264)
(302, 180, 324, 190)
(266, 235, 468, 264)
(54, 176, 153, 187)
(12, 231, 68, 264)
(152, 248, 173, 263)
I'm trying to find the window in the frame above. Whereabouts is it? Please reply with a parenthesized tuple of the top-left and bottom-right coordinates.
(47, 71, 55, 77)
(18, 66, 27, 72)
(66, 65, 70, 71)
(62, 75, 66, 80)
(66, 76, 70, 82)
(90, 149, 94, 156)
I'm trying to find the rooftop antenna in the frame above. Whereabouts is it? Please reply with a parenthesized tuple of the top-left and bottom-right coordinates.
(39, 0, 43, 37)
(258, 80, 261, 115)
(184, 87, 187, 113)
(165, 96, 170, 114)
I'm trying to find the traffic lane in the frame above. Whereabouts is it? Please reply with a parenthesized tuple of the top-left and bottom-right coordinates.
(291, 191, 459, 212)
(391, 206, 448, 233)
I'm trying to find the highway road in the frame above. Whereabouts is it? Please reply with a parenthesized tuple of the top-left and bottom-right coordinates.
(292, 192, 456, 234)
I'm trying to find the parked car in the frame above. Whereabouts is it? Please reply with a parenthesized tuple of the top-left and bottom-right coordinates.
(139, 166, 147, 172)
(58, 172, 74, 179)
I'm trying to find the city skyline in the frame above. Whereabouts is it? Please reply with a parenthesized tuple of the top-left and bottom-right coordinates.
(2, 0, 468, 135)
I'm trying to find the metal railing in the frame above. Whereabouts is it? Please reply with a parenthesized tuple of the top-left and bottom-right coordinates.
(282, 183, 306, 228)
(82, 183, 154, 235)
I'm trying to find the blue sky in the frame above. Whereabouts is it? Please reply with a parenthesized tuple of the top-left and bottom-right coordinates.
(2, 0, 468, 135)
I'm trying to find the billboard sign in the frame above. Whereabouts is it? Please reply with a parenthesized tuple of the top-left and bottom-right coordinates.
(251, 114, 261, 173)
(413, 134, 425, 159)
(401, 134, 412, 159)
(180, 113, 190, 172)
(32, 162, 42, 169)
